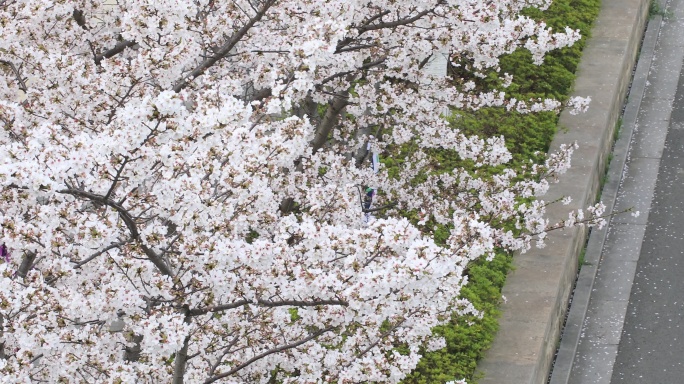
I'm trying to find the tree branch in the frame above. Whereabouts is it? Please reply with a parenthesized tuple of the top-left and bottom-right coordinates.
(172, 335, 191, 384)
(16, 251, 36, 279)
(94, 40, 138, 66)
(123, 334, 144, 362)
(208, 335, 241, 377)
(172, 0, 276, 93)
(335, 6, 439, 53)
(311, 96, 349, 154)
(359, 8, 434, 33)
(73, 240, 128, 269)
(71, 9, 137, 66)
(318, 56, 387, 86)
(0, 59, 29, 92)
(204, 326, 335, 383)
(189, 298, 348, 317)
(57, 187, 174, 277)
(362, 202, 397, 213)
(72, 9, 89, 30)
(104, 156, 129, 201)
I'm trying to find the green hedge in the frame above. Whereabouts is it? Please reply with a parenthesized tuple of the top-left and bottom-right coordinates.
(402, 252, 513, 384)
(401, 0, 601, 383)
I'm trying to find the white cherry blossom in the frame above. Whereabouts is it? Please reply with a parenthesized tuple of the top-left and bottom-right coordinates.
(0, 0, 599, 382)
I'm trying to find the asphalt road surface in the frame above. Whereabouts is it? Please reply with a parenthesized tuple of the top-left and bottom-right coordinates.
(611, 40, 684, 384)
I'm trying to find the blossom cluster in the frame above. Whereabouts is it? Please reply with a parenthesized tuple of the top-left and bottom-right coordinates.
(0, 0, 598, 382)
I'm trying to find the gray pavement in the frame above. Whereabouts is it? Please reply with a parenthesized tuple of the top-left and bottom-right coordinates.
(551, 0, 684, 383)
(477, 0, 651, 381)
(612, 30, 684, 384)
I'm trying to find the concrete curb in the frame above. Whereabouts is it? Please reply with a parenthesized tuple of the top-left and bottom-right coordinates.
(475, 1, 650, 383)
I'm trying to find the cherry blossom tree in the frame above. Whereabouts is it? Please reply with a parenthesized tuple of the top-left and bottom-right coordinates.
(0, 0, 597, 382)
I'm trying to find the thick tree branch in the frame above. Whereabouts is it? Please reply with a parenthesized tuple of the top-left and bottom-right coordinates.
(72, 9, 89, 30)
(249, 87, 272, 103)
(16, 251, 36, 279)
(94, 40, 138, 66)
(123, 334, 144, 362)
(172, 335, 191, 384)
(311, 96, 349, 154)
(279, 94, 350, 214)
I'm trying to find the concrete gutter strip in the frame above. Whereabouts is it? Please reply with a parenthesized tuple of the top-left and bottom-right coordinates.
(475, 1, 650, 383)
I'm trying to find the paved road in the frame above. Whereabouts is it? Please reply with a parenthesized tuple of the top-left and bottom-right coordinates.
(611, 38, 684, 384)
(552, 0, 684, 383)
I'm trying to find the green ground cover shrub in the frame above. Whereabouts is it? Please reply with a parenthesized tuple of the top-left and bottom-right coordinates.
(400, 0, 601, 382)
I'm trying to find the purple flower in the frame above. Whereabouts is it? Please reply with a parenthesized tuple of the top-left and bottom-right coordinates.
(1, 243, 9, 263)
